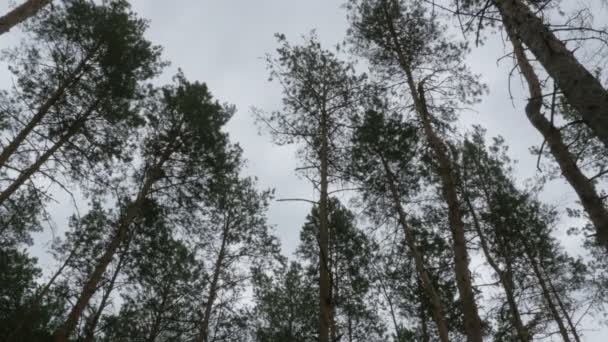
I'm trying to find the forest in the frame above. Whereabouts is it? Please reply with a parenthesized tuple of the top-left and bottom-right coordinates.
(0, 0, 607, 341)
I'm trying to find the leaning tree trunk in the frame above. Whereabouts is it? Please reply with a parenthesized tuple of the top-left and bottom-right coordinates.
(497, 0, 608, 148)
(318, 108, 332, 342)
(0, 0, 52, 35)
(463, 188, 529, 342)
(416, 83, 483, 342)
(52, 143, 175, 342)
(523, 246, 572, 342)
(462, 154, 531, 341)
(82, 242, 129, 342)
(507, 27, 608, 252)
(0, 54, 92, 169)
(539, 260, 582, 342)
(381, 9, 484, 341)
(0, 113, 90, 207)
(381, 156, 450, 342)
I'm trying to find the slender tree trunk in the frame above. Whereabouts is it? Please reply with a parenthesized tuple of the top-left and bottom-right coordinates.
(381, 156, 450, 342)
(0, 53, 92, 169)
(329, 221, 338, 342)
(540, 262, 582, 342)
(462, 187, 529, 342)
(52, 144, 175, 342)
(347, 315, 353, 342)
(319, 108, 331, 342)
(419, 299, 430, 342)
(507, 27, 608, 252)
(379, 5, 483, 340)
(196, 216, 230, 342)
(83, 244, 128, 342)
(6, 224, 90, 342)
(0, 0, 51, 35)
(496, 0, 608, 148)
(0, 114, 89, 207)
(409, 77, 484, 342)
(373, 262, 402, 340)
(524, 249, 572, 342)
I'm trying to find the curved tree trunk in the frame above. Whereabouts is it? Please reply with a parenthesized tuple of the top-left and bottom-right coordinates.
(0, 0, 51, 35)
(497, 0, 608, 148)
(506, 25, 608, 252)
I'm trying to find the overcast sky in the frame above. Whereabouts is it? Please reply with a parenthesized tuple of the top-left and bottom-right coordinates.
(1, 0, 607, 340)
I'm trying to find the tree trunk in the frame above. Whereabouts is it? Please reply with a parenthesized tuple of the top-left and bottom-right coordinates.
(379, 6, 483, 340)
(6, 224, 90, 342)
(507, 27, 608, 252)
(82, 243, 128, 342)
(52, 143, 175, 342)
(0, 114, 88, 207)
(0, 0, 51, 35)
(462, 186, 529, 342)
(319, 107, 331, 342)
(409, 77, 484, 342)
(540, 262, 582, 342)
(419, 298, 430, 342)
(0, 50, 92, 169)
(381, 156, 450, 342)
(196, 215, 230, 342)
(497, 0, 608, 148)
(374, 263, 401, 341)
(523, 248, 572, 342)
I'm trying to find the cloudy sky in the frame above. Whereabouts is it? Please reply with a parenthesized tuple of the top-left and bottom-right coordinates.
(1, 0, 606, 340)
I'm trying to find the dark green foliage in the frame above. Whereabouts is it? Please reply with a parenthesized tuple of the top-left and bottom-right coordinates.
(298, 199, 386, 341)
(1, 1, 606, 342)
(252, 262, 318, 342)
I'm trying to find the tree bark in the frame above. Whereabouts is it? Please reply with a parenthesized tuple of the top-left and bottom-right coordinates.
(52, 142, 175, 342)
(319, 107, 331, 342)
(0, 54, 92, 170)
(196, 215, 230, 342)
(507, 26, 608, 252)
(497, 0, 608, 148)
(380, 156, 450, 342)
(0, 0, 51, 35)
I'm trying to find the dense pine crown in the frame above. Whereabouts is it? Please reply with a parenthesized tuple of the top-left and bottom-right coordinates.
(1, 0, 607, 341)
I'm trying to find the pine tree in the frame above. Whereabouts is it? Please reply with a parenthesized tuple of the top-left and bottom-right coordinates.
(347, 1, 486, 340)
(53, 73, 239, 342)
(260, 33, 366, 342)
(0, 0, 162, 206)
